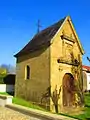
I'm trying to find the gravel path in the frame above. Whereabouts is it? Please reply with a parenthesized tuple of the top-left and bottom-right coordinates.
(0, 107, 41, 120)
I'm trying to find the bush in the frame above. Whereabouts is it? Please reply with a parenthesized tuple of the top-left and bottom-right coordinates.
(0, 75, 6, 84)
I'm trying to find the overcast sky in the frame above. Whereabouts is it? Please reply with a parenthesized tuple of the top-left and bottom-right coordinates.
(0, 0, 90, 66)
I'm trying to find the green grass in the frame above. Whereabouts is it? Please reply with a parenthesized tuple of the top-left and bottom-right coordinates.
(12, 97, 46, 111)
(84, 93, 90, 107)
(0, 92, 10, 96)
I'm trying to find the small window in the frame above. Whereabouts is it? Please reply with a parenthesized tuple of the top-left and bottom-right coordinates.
(25, 65, 30, 80)
(78, 54, 80, 62)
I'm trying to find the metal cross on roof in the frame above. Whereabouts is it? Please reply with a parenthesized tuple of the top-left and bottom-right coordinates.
(37, 20, 42, 33)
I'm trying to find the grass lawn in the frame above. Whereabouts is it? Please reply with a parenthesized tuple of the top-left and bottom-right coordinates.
(0, 92, 10, 96)
(12, 97, 46, 111)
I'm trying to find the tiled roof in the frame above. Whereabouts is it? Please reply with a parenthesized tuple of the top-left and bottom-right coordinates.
(82, 65, 90, 71)
(14, 17, 66, 57)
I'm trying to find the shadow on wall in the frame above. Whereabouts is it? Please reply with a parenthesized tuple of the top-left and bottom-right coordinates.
(3, 74, 15, 85)
(17, 45, 50, 63)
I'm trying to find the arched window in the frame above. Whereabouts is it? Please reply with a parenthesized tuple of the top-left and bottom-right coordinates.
(25, 65, 30, 80)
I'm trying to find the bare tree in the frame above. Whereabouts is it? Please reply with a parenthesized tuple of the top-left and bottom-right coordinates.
(41, 85, 62, 113)
(51, 85, 62, 113)
(0, 64, 16, 74)
(87, 57, 90, 62)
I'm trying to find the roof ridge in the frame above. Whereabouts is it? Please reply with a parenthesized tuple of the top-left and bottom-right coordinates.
(14, 17, 66, 57)
(34, 17, 66, 37)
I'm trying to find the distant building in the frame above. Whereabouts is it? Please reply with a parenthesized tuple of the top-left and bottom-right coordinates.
(0, 74, 15, 94)
(82, 65, 90, 92)
(15, 16, 84, 112)
(3, 74, 15, 85)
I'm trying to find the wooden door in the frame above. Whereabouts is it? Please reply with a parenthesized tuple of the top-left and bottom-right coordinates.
(62, 73, 75, 106)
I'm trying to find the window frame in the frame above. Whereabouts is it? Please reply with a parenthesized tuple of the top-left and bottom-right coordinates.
(25, 65, 30, 80)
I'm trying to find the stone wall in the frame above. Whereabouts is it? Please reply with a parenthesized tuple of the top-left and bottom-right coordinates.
(15, 46, 50, 106)
(50, 17, 83, 112)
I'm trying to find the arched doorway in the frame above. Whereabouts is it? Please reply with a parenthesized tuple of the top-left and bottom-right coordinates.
(62, 73, 75, 107)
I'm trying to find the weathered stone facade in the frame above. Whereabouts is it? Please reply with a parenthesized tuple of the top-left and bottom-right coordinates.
(49, 17, 84, 112)
(15, 46, 50, 105)
(15, 16, 84, 112)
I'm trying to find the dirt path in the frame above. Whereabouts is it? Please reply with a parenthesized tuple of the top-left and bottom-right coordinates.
(0, 107, 41, 120)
